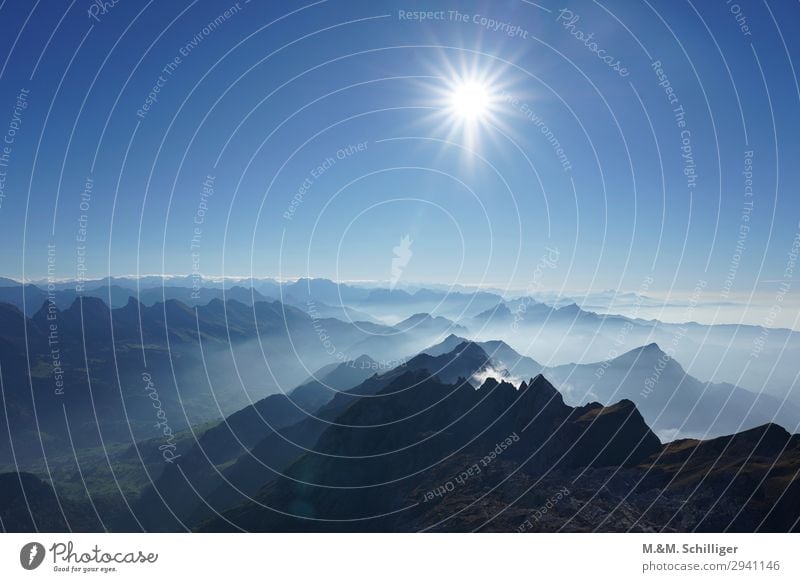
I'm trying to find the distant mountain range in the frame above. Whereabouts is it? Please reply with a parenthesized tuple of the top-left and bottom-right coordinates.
(2, 276, 796, 395)
(471, 297, 800, 397)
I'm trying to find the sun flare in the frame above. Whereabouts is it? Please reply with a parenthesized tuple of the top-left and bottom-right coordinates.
(449, 81, 491, 121)
(423, 63, 511, 151)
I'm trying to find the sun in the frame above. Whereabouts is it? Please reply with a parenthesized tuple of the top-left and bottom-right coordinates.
(449, 81, 491, 121)
(419, 62, 513, 152)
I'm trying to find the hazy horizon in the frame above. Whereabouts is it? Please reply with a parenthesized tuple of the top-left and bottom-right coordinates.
(3, 273, 799, 330)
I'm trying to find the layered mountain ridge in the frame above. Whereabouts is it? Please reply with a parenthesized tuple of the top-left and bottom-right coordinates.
(0, 287, 797, 533)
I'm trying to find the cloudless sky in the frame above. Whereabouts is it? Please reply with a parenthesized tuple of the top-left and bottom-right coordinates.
(0, 0, 798, 298)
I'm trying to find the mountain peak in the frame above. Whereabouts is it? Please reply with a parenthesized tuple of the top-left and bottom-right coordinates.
(479, 376, 500, 390)
(422, 333, 469, 356)
(124, 295, 142, 308)
(453, 340, 487, 357)
(400, 312, 431, 324)
(350, 354, 377, 367)
(526, 374, 564, 403)
(32, 298, 53, 321)
(477, 377, 517, 393)
(728, 422, 793, 453)
(556, 302, 582, 315)
(400, 340, 491, 386)
(580, 398, 639, 417)
(610, 342, 671, 367)
(473, 302, 511, 321)
(106, 296, 142, 324)
(571, 397, 662, 466)
(66, 295, 109, 315)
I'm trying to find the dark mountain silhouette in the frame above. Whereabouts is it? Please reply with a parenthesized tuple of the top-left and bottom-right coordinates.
(136, 342, 497, 530)
(545, 343, 800, 439)
(0, 472, 100, 532)
(196, 368, 800, 532)
(500, 423, 800, 533)
(476, 339, 543, 380)
(290, 354, 379, 411)
(199, 371, 664, 531)
(3, 352, 799, 532)
(424, 335, 542, 381)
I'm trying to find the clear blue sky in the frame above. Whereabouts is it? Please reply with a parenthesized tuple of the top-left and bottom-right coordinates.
(0, 0, 798, 295)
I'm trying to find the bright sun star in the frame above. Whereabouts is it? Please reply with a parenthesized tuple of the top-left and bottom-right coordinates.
(449, 81, 491, 121)
(424, 64, 511, 152)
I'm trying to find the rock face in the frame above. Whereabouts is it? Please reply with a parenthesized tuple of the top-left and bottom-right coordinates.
(200, 370, 672, 532)
(192, 352, 800, 533)
(3, 338, 798, 533)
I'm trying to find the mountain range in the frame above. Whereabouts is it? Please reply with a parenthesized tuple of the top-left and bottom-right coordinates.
(2, 276, 796, 395)
(0, 280, 798, 532)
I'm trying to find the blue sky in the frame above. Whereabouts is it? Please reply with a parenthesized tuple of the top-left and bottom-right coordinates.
(0, 0, 798, 297)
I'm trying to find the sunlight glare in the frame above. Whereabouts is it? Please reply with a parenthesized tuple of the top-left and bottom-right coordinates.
(450, 81, 491, 121)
